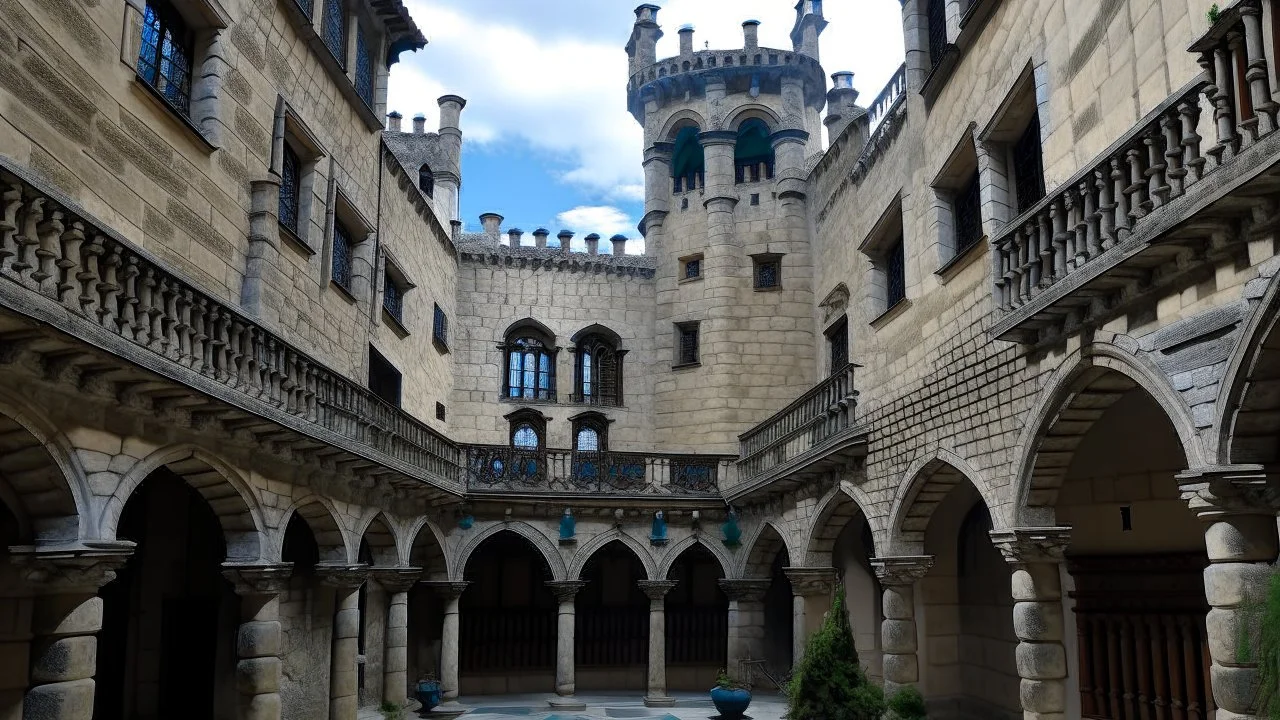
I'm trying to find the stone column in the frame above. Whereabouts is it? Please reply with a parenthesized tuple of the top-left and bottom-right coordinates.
(783, 568, 837, 666)
(223, 563, 293, 720)
(545, 581, 587, 708)
(637, 580, 677, 708)
(1179, 468, 1280, 720)
(718, 579, 771, 680)
(370, 568, 422, 708)
(870, 555, 933, 697)
(318, 565, 369, 720)
(422, 581, 468, 702)
(990, 527, 1072, 720)
(10, 545, 132, 720)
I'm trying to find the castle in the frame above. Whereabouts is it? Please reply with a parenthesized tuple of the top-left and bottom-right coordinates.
(1, 0, 1278, 719)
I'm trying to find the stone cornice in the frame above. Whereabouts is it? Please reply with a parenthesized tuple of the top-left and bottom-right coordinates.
(7, 542, 135, 594)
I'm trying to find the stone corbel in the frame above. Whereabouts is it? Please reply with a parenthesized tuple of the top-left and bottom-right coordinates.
(717, 578, 772, 602)
(370, 567, 423, 594)
(545, 580, 588, 602)
(222, 562, 293, 596)
(316, 563, 371, 588)
(1177, 465, 1280, 519)
(8, 542, 135, 594)
(421, 580, 470, 600)
(636, 579, 678, 600)
(870, 555, 934, 586)
(989, 527, 1072, 565)
(783, 567, 837, 597)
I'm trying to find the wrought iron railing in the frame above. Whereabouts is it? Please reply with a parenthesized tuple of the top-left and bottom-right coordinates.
(994, 1, 1278, 315)
(463, 445, 728, 495)
(0, 161, 461, 486)
(737, 363, 859, 484)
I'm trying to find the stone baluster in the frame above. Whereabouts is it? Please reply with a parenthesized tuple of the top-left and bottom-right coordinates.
(1063, 189, 1082, 269)
(1145, 127, 1171, 208)
(1023, 219, 1041, 293)
(545, 580, 587, 706)
(192, 297, 210, 374)
(134, 266, 154, 345)
(96, 244, 121, 331)
(1050, 197, 1068, 279)
(1109, 157, 1130, 240)
(1230, 31, 1255, 146)
(719, 579, 772, 679)
(991, 527, 1072, 720)
(783, 568, 837, 666)
(422, 581, 468, 702)
(1179, 98, 1206, 186)
(76, 236, 103, 318)
(0, 182, 21, 269)
(160, 279, 179, 357)
(318, 564, 369, 720)
(1240, 2, 1277, 136)
(637, 579, 678, 707)
(222, 563, 293, 720)
(370, 568, 422, 708)
(1079, 178, 1099, 260)
(176, 289, 194, 366)
(1178, 468, 1280, 720)
(1207, 46, 1238, 163)
(239, 325, 257, 394)
(115, 257, 137, 342)
(32, 207, 62, 289)
(998, 236, 1015, 309)
(11, 196, 41, 277)
(228, 320, 245, 389)
(1162, 111, 1186, 198)
(1095, 170, 1116, 251)
(1016, 228, 1031, 303)
(871, 555, 934, 697)
(1124, 146, 1148, 221)
(1036, 208, 1054, 283)
(56, 219, 84, 304)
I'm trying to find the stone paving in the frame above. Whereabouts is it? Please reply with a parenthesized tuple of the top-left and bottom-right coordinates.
(417, 693, 788, 720)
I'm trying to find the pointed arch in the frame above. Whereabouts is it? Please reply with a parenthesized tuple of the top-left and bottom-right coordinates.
(568, 528, 657, 580)
(356, 511, 398, 566)
(454, 521, 566, 581)
(805, 483, 876, 567)
(886, 447, 997, 555)
(104, 445, 264, 562)
(570, 323, 624, 347)
(738, 521, 790, 580)
(1215, 274, 1280, 464)
(657, 534, 732, 580)
(276, 495, 348, 563)
(403, 515, 450, 579)
(0, 387, 88, 544)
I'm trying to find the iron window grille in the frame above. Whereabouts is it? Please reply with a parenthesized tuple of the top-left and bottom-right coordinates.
(331, 220, 354, 290)
(382, 271, 403, 324)
(574, 336, 622, 406)
(886, 235, 906, 307)
(367, 347, 401, 408)
(684, 258, 701, 280)
(828, 319, 849, 373)
(575, 426, 601, 452)
(294, 0, 314, 17)
(136, 0, 194, 116)
(954, 170, 983, 255)
(511, 422, 540, 449)
(354, 24, 375, 109)
(433, 304, 448, 348)
(927, 0, 948, 71)
(677, 323, 699, 366)
(1013, 112, 1046, 214)
(322, 0, 346, 65)
(507, 337, 555, 401)
(279, 143, 301, 234)
(419, 165, 434, 197)
(754, 257, 781, 290)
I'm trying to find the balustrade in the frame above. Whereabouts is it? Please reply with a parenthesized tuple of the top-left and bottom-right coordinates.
(464, 445, 727, 495)
(737, 363, 859, 484)
(868, 64, 908, 131)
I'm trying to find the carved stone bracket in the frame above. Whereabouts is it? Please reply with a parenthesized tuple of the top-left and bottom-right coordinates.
(636, 579, 678, 600)
(421, 580, 470, 600)
(870, 555, 934, 586)
(1177, 466, 1280, 519)
(718, 578, 772, 602)
(222, 562, 293, 595)
(545, 580, 588, 602)
(8, 542, 135, 594)
(990, 527, 1072, 565)
(316, 563, 371, 588)
(783, 567, 837, 597)
(370, 567, 423, 594)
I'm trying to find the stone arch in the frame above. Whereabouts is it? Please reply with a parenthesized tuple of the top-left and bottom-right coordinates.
(500, 317, 557, 345)
(738, 521, 790, 579)
(356, 511, 398, 566)
(404, 515, 450, 579)
(805, 483, 876, 567)
(1011, 343, 1202, 526)
(104, 445, 264, 562)
(570, 323, 624, 348)
(725, 104, 783, 133)
(276, 495, 349, 563)
(658, 109, 706, 141)
(0, 388, 88, 544)
(454, 521, 566, 581)
(567, 528, 657, 580)
(1215, 272, 1280, 464)
(886, 448, 998, 554)
(657, 534, 733, 579)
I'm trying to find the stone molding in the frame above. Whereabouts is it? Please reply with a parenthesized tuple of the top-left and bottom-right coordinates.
(421, 580, 470, 600)
(370, 567, 423, 594)
(545, 580, 588, 602)
(871, 555, 934, 585)
(222, 562, 293, 595)
(717, 578, 771, 601)
(8, 543, 134, 594)
(636, 579, 678, 600)
(316, 563, 371, 588)
(783, 567, 837, 596)
(1177, 465, 1280, 518)
(990, 527, 1072, 565)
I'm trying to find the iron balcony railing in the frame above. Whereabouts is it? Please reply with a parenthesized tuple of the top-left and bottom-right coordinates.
(0, 160, 461, 487)
(463, 445, 730, 495)
(737, 363, 859, 484)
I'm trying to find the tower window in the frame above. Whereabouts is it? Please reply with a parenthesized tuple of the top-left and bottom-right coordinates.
(671, 126, 705, 193)
(433, 304, 449, 350)
(927, 0, 948, 71)
(753, 254, 782, 290)
(382, 270, 404, 325)
(675, 322, 700, 366)
(136, 0, 193, 116)
(574, 330, 623, 406)
(504, 325, 556, 401)
(734, 118, 775, 184)
(680, 254, 703, 281)
(418, 164, 434, 198)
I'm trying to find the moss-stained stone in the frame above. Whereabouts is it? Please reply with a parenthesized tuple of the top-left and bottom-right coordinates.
(143, 204, 176, 243)
(217, 148, 250, 187)
(266, 41, 296, 89)
(166, 198, 235, 262)
(230, 23, 265, 72)
(12, 0, 101, 60)
(89, 130, 126, 174)
(226, 68, 253, 105)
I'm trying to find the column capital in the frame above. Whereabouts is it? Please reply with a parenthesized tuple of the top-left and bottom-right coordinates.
(545, 580, 587, 602)
(421, 580, 470, 600)
(637, 579, 677, 600)
(370, 567, 423, 594)
(990, 527, 1072, 564)
(718, 578, 771, 602)
(1177, 465, 1280, 518)
(871, 555, 934, 585)
(784, 567, 837, 596)
(316, 563, 370, 588)
(698, 130, 738, 147)
(222, 562, 293, 595)
(9, 542, 134, 593)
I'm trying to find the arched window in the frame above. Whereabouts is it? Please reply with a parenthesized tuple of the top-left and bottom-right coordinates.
(735, 118, 774, 183)
(671, 126, 705, 193)
(507, 409, 547, 450)
(418, 163, 434, 198)
(504, 323, 557, 401)
(573, 329, 624, 406)
(575, 426, 600, 452)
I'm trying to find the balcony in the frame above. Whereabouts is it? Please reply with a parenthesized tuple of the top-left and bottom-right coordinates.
(730, 363, 865, 499)
(991, 0, 1280, 345)
(463, 446, 731, 498)
(0, 159, 462, 494)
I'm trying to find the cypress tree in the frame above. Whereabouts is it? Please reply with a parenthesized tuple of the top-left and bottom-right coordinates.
(786, 584, 885, 720)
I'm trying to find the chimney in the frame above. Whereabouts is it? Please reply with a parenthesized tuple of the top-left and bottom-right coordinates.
(824, 72, 863, 141)
(585, 233, 601, 256)
(626, 4, 663, 73)
(480, 213, 503, 240)
(610, 234, 628, 256)
(743, 20, 760, 50)
(557, 230, 574, 253)
(678, 25, 695, 56)
(507, 228, 524, 247)
(533, 228, 550, 249)
(412, 113, 426, 134)
(386, 111, 403, 132)
(437, 95, 467, 132)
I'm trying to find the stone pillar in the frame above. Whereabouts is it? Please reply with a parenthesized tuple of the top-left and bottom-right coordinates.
(545, 581, 587, 707)
(870, 555, 933, 697)
(318, 565, 369, 720)
(10, 545, 132, 720)
(223, 563, 293, 720)
(718, 579, 771, 680)
(422, 582, 468, 702)
(370, 568, 422, 708)
(783, 568, 837, 666)
(637, 580, 677, 707)
(1179, 468, 1280, 720)
(990, 527, 1072, 720)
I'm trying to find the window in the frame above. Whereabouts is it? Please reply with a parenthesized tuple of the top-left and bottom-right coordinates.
(354, 23, 375, 108)
(279, 143, 302, 235)
(827, 318, 849, 372)
(505, 333, 555, 401)
(859, 197, 908, 319)
(572, 414, 609, 453)
(137, 0, 194, 116)
(680, 254, 703, 281)
(382, 270, 404, 324)
(433, 304, 449, 350)
(272, 105, 325, 249)
(954, 169, 982, 255)
(1012, 108, 1046, 214)
(886, 235, 906, 307)
(418, 164, 434, 198)
(332, 219, 354, 290)
(734, 118, 775, 183)
(507, 410, 546, 449)
(927, 0, 948, 70)
(671, 126, 705, 193)
(322, 0, 346, 64)
(930, 132, 983, 269)
(979, 63, 1045, 226)
(675, 322, 700, 366)
(368, 346, 401, 407)
(573, 329, 623, 406)
(753, 254, 782, 290)
(435, 402, 446, 421)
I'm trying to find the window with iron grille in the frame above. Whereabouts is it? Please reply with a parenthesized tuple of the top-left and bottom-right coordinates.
(676, 322, 699, 366)
(927, 0, 948, 70)
(294, 0, 314, 17)
(279, 143, 301, 235)
(574, 334, 622, 406)
(354, 23, 374, 108)
(435, 402, 446, 421)
(511, 422, 540, 449)
(433, 304, 448, 349)
(954, 169, 983, 255)
(1013, 112, 1046, 214)
(506, 337, 554, 400)
(886, 235, 906, 307)
(368, 346, 401, 408)
(322, 0, 346, 64)
(574, 425, 602, 452)
(382, 271, 403, 324)
(827, 318, 849, 373)
(136, 0, 194, 116)
(683, 257, 701, 280)
(753, 256, 781, 290)
(331, 219, 353, 290)
(419, 164, 434, 198)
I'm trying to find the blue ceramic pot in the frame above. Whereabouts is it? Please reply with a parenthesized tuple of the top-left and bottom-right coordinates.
(710, 686, 751, 719)
(415, 680, 442, 712)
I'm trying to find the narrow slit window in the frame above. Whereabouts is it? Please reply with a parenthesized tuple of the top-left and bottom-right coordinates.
(331, 220, 354, 290)
(279, 143, 301, 234)
(677, 323, 700, 366)
(954, 170, 983, 254)
(886, 235, 906, 307)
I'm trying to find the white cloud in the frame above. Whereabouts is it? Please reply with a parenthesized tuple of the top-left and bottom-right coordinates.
(556, 205, 634, 237)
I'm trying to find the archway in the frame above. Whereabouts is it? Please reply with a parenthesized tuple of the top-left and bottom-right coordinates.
(0, 407, 82, 544)
(277, 508, 332, 719)
(459, 530, 556, 694)
(406, 520, 448, 702)
(741, 524, 794, 681)
(665, 542, 727, 690)
(807, 490, 881, 682)
(576, 540, 648, 690)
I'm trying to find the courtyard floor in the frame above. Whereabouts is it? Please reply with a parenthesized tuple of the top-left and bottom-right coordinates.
(411, 692, 789, 720)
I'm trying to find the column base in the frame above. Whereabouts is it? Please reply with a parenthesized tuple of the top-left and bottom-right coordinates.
(547, 696, 587, 711)
(643, 695, 676, 708)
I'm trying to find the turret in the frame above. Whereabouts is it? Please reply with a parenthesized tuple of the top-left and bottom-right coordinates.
(790, 0, 828, 60)
(625, 4, 663, 74)
(435, 94, 466, 223)
(823, 71, 867, 144)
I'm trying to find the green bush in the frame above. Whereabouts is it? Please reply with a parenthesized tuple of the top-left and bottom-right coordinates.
(1249, 569, 1280, 719)
(1207, 3, 1221, 24)
(786, 585, 886, 720)
(887, 685, 928, 720)
(379, 701, 405, 720)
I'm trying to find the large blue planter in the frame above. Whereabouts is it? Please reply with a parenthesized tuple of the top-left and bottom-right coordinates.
(710, 686, 752, 720)
(415, 680, 442, 712)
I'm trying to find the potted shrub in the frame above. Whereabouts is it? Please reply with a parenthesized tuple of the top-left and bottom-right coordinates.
(415, 675, 442, 713)
(711, 669, 752, 719)
(787, 585, 886, 720)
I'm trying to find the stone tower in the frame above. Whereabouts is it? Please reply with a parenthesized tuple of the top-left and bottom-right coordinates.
(626, 2, 829, 453)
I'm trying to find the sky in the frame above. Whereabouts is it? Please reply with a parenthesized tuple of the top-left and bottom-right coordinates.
(386, 0, 905, 251)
